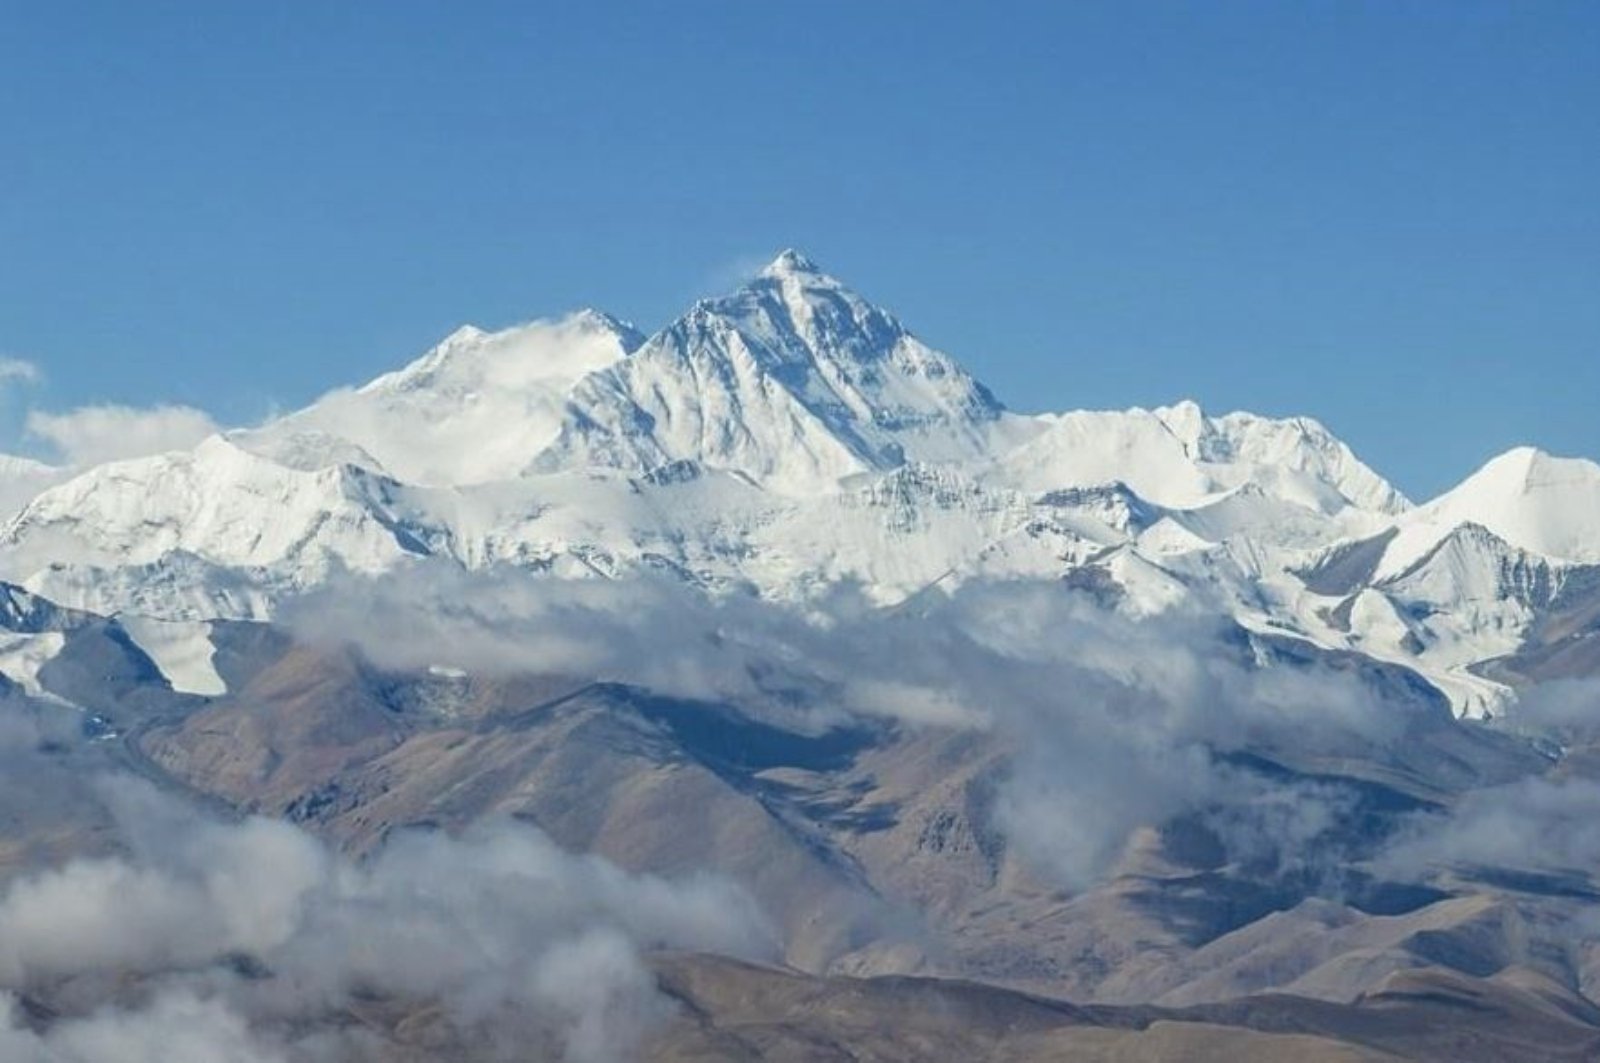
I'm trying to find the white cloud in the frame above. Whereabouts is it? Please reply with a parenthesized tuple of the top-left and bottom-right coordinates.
(700, 250, 782, 293)
(0, 776, 774, 1062)
(0, 358, 40, 386)
(1379, 775, 1600, 880)
(282, 566, 1426, 892)
(0, 992, 287, 1063)
(25, 404, 220, 467)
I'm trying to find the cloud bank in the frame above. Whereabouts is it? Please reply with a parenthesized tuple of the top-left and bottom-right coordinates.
(282, 565, 1431, 892)
(3, 565, 1585, 1058)
(0, 776, 774, 1062)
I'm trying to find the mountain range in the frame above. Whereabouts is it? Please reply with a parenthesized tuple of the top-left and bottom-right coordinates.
(1, 253, 1599, 1061)
(0, 250, 1594, 719)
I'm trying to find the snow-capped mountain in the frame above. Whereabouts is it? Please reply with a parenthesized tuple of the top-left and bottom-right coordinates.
(535, 250, 1011, 493)
(237, 308, 643, 484)
(1373, 446, 1600, 579)
(0, 251, 1591, 717)
(1299, 523, 1575, 717)
(0, 436, 443, 617)
(1277, 447, 1600, 715)
(1157, 401, 1412, 516)
(0, 454, 71, 521)
(986, 402, 1403, 528)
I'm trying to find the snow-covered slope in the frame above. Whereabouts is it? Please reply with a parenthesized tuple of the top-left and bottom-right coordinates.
(117, 615, 226, 696)
(238, 309, 642, 484)
(1158, 402, 1411, 516)
(0, 435, 444, 617)
(1375, 447, 1600, 580)
(534, 251, 1007, 493)
(989, 408, 1210, 505)
(1338, 524, 1572, 717)
(0, 454, 70, 523)
(987, 401, 1404, 534)
(0, 581, 92, 698)
(0, 250, 1592, 718)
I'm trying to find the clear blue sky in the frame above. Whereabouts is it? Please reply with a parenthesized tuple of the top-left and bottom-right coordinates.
(2, 2, 1595, 498)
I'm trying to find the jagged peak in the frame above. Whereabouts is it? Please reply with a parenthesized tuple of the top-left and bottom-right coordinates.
(1147, 400, 1409, 515)
(1404, 519, 1520, 562)
(1380, 520, 1563, 611)
(567, 307, 645, 346)
(1366, 446, 1600, 579)
(437, 323, 488, 348)
(658, 253, 932, 381)
(746, 250, 859, 311)
(1155, 397, 1206, 420)
(758, 248, 824, 279)
(1155, 399, 1345, 454)
(537, 249, 1005, 492)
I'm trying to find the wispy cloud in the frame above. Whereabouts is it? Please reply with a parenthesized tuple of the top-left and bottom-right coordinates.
(699, 250, 783, 294)
(0, 776, 774, 1062)
(0, 358, 40, 386)
(25, 403, 220, 466)
(1377, 770, 1600, 881)
(283, 565, 1431, 891)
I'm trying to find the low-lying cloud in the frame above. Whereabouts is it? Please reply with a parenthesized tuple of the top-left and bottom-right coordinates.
(0, 776, 774, 1062)
(0, 991, 286, 1063)
(1378, 774, 1600, 881)
(1505, 677, 1600, 740)
(282, 564, 1429, 891)
(6, 563, 1582, 1058)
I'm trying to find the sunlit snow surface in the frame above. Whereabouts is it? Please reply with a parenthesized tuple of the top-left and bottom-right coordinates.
(0, 251, 1590, 719)
(0, 630, 65, 697)
(118, 615, 226, 696)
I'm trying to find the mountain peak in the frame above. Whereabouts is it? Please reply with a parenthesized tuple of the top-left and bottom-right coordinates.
(234, 309, 640, 487)
(759, 248, 823, 279)
(1147, 400, 1408, 516)
(533, 250, 1006, 492)
(1457, 445, 1598, 500)
(1375, 444, 1600, 572)
(565, 307, 643, 342)
(438, 323, 488, 348)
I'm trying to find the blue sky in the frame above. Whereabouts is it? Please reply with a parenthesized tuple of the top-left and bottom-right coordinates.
(1, 2, 1595, 497)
